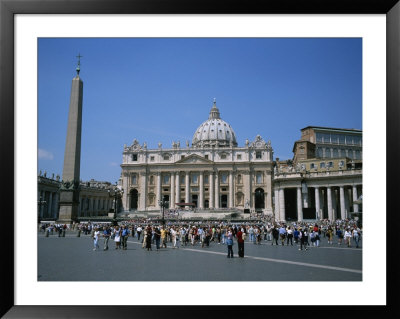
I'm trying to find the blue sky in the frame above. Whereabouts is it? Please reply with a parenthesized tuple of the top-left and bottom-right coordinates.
(38, 38, 362, 183)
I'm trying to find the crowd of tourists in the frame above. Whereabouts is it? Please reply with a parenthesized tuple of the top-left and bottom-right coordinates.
(40, 218, 362, 257)
(69, 218, 361, 256)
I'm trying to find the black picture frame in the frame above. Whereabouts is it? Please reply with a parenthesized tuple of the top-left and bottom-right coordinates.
(1, 0, 398, 317)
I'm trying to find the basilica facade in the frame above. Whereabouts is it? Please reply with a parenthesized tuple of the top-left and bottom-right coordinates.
(120, 100, 274, 215)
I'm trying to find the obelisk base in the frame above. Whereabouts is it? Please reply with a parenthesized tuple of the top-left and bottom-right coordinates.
(57, 189, 80, 224)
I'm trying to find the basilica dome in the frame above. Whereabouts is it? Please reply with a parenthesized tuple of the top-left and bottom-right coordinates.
(192, 100, 238, 148)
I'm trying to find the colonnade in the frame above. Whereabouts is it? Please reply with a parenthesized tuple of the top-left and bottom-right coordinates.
(78, 196, 113, 217)
(274, 184, 361, 222)
(38, 190, 59, 220)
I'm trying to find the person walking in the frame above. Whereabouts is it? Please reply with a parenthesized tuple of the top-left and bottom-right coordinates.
(236, 226, 245, 258)
(293, 227, 300, 244)
(145, 226, 152, 251)
(154, 226, 161, 250)
(103, 226, 111, 250)
(226, 228, 234, 258)
(344, 228, 352, 247)
(336, 227, 344, 245)
(170, 226, 178, 248)
(161, 226, 168, 248)
(121, 225, 129, 250)
(279, 225, 286, 246)
(114, 226, 121, 249)
(352, 227, 361, 248)
(286, 226, 293, 246)
(93, 227, 100, 251)
(271, 226, 279, 245)
(326, 226, 334, 245)
(299, 227, 308, 251)
(136, 225, 142, 241)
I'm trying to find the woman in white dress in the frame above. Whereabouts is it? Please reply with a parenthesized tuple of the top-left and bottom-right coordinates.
(344, 228, 352, 247)
(93, 227, 100, 251)
(114, 226, 121, 249)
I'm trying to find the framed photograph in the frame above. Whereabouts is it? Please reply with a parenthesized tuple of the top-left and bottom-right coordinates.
(1, 0, 398, 317)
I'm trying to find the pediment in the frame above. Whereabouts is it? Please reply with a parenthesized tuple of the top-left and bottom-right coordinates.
(175, 154, 213, 164)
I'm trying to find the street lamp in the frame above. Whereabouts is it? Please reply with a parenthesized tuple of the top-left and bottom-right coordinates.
(108, 185, 124, 226)
(37, 196, 47, 223)
(158, 198, 169, 225)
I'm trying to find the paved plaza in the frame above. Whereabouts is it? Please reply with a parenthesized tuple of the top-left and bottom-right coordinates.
(38, 231, 362, 281)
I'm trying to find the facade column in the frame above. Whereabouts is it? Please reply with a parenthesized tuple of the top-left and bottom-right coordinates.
(340, 186, 346, 220)
(315, 187, 321, 220)
(265, 171, 273, 214)
(274, 188, 280, 221)
(229, 171, 234, 208)
(352, 185, 359, 213)
(215, 171, 220, 209)
(122, 174, 129, 211)
(209, 172, 214, 209)
(140, 172, 147, 210)
(175, 173, 180, 206)
(333, 189, 339, 220)
(345, 188, 351, 219)
(327, 186, 333, 221)
(303, 188, 309, 208)
(279, 188, 285, 221)
(199, 171, 204, 209)
(170, 172, 175, 209)
(185, 171, 190, 204)
(156, 172, 162, 209)
(244, 170, 251, 210)
(297, 187, 303, 222)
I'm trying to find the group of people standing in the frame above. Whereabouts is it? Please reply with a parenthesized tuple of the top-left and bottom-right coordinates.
(81, 219, 362, 255)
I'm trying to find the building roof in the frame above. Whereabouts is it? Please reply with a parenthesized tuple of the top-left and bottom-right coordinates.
(301, 126, 362, 133)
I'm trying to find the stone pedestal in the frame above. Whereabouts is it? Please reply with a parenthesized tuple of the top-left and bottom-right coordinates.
(58, 188, 80, 223)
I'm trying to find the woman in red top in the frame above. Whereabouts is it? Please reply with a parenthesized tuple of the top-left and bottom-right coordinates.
(236, 226, 245, 258)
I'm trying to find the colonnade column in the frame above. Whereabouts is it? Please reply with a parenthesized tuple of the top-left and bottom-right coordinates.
(279, 188, 285, 221)
(140, 172, 147, 210)
(170, 172, 175, 209)
(53, 193, 59, 219)
(185, 172, 190, 204)
(156, 172, 162, 209)
(209, 172, 214, 209)
(352, 185, 359, 213)
(274, 189, 280, 221)
(315, 187, 321, 220)
(339, 186, 346, 220)
(229, 171, 234, 208)
(199, 172, 204, 209)
(41, 191, 46, 218)
(214, 172, 220, 209)
(47, 192, 53, 218)
(327, 186, 333, 221)
(297, 187, 303, 222)
(175, 173, 180, 205)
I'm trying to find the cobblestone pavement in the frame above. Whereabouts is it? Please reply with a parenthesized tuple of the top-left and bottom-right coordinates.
(38, 232, 362, 281)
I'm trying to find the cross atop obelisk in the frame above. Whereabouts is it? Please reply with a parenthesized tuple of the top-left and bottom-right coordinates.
(76, 53, 83, 75)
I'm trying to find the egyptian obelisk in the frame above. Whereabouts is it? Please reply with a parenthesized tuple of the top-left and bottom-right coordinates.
(58, 55, 83, 223)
